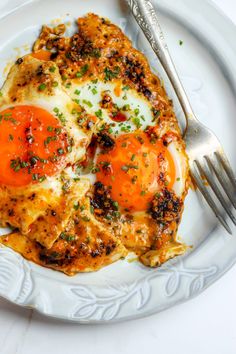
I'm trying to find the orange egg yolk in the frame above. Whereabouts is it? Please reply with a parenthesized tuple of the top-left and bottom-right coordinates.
(0, 105, 69, 187)
(31, 50, 52, 61)
(96, 133, 176, 212)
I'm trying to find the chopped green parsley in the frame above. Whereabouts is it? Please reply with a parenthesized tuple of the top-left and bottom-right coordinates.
(82, 100, 93, 108)
(49, 66, 56, 73)
(76, 64, 89, 78)
(38, 83, 46, 91)
(95, 109, 103, 118)
(91, 87, 98, 95)
(104, 66, 120, 81)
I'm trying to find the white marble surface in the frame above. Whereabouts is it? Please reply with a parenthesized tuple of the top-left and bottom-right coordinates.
(0, 0, 236, 353)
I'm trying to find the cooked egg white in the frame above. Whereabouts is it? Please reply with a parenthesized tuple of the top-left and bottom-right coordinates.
(66, 79, 156, 134)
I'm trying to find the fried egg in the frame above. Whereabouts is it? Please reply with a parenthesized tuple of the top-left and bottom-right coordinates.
(66, 74, 189, 267)
(65, 80, 188, 212)
(0, 13, 190, 274)
(0, 55, 94, 248)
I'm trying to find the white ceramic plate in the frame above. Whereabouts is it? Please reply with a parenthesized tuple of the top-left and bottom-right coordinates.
(0, 0, 235, 323)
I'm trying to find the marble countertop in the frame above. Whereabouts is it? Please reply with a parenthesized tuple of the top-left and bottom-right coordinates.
(0, 1, 236, 353)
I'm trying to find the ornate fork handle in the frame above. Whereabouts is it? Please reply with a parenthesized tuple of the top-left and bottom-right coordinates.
(127, 0, 236, 233)
(126, 0, 196, 124)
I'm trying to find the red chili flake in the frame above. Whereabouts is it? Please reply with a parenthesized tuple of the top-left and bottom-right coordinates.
(110, 112, 127, 122)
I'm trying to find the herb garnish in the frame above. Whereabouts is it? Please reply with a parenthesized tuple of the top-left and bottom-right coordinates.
(104, 66, 120, 81)
(76, 64, 89, 78)
(38, 83, 46, 91)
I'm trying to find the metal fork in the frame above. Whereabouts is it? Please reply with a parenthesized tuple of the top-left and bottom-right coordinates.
(127, 0, 236, 234)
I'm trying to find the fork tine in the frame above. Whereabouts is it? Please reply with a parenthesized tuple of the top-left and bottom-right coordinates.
(215, 151, 236, 191)
(196, 160, 236, 226)
(191, 164, 232, 234)
(205, 155, 236, 209)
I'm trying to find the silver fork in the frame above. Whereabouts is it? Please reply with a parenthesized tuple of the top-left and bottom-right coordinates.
(127, 0, 236, 234)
